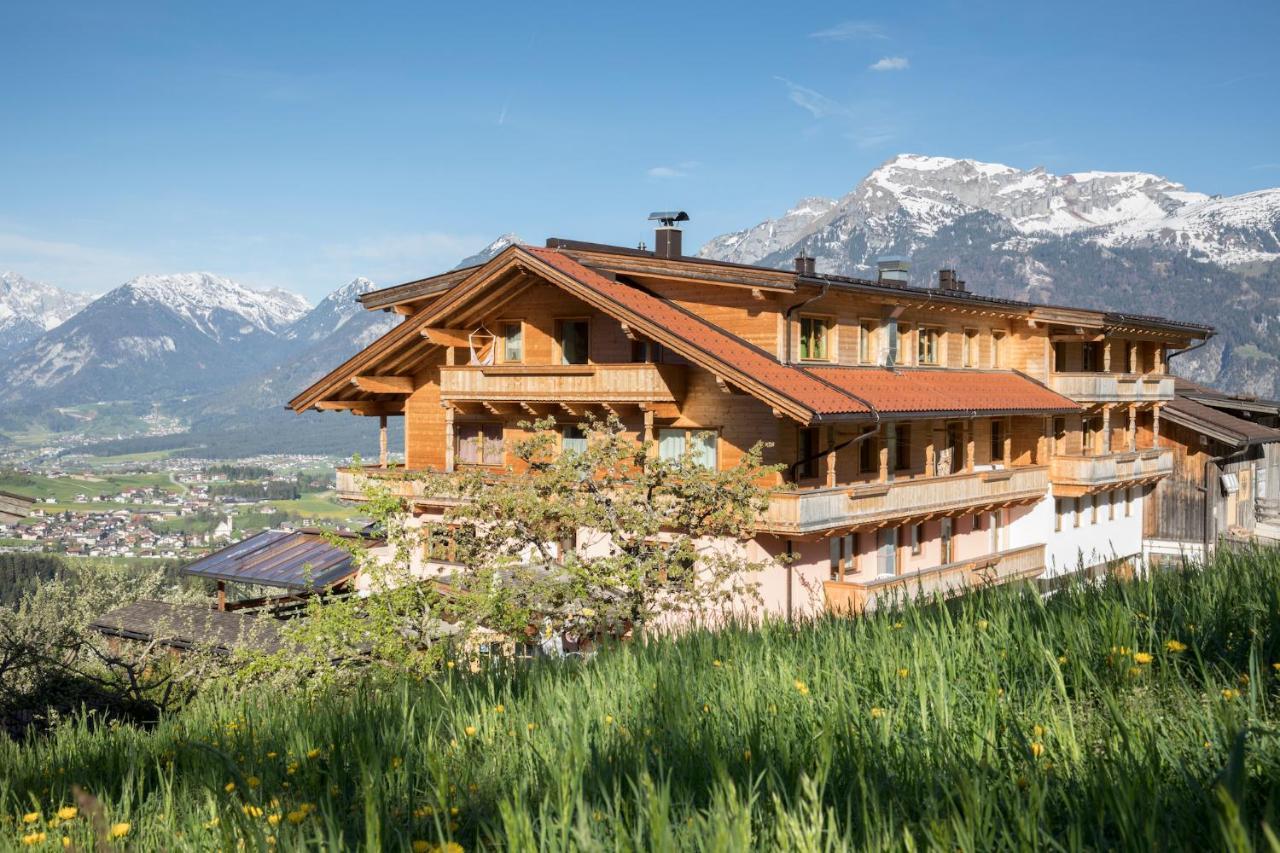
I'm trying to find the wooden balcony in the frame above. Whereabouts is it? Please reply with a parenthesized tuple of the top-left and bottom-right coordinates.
(336, 466, 458, 504)
(824, 543, 1046, 614)
(439, 363, 686, 403)
(1049, 372, 1174, 403)
(760, 465, 1050, 536)
(1049, 449, 1173, 496)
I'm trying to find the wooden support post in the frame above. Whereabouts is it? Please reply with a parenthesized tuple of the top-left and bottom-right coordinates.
(444, 404, 456, 472)
(878, 441, 889, 484)
(965, 423, 975, 472)
(379, 414, 388, 468)
(1103, 340, 1112, 372)
(216, 581, 226, 612)
(1152, 404, 1161, 444)
(924, 421, 936, 478)
(1128, 341, 1137, 374)
(1002, 418, 1012, 467)
(1101, 406, 1111, 455)
(1127, 405, 1137, 452)
(825, 426, 837, 488)
(642, 406, 656, 457)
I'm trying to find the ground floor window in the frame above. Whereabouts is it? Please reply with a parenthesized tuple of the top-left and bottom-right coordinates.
(910, 523, 924, 555)
(457, 422, 503, 466)
(562, 426, 587, 455)
(658, 428, 718, 470)
(829, 533, 855, 581)
(876, 527, 898, 577)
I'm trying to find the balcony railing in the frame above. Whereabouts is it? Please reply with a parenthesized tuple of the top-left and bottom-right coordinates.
(760, 465, 1050, 536)
(1049, 449, 1173, 496)
(1049, 372, 1174, 403)
(336, 466, 457, 503)
(824, 543, 1046, 614)
(439, 363, 686, 403)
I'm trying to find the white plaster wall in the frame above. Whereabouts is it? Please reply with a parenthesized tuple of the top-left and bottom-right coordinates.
(1043, 486, 1145, 577)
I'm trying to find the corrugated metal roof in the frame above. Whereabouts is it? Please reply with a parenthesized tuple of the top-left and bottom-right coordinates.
(181, 529, 370, 591)
(1163, 396, 1280, 447)
(800, 367, 1079, 416)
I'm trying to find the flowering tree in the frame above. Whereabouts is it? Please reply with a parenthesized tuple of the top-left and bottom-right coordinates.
(252, 416, 778, 682)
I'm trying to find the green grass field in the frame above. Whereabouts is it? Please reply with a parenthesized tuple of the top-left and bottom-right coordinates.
(0, 472, 179, 505)
(3, 550, 1280, 850)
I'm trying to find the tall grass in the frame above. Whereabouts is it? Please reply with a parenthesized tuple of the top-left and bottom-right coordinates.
(4, 549, 1280, 850)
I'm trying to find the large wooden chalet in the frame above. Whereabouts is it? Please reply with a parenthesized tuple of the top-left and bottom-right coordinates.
(290, 218, 1212, 616)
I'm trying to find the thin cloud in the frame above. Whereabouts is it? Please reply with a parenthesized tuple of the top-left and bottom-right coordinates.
(776, 77, 848, 119)
(869, 56, 910, 72)
(647, 161, 699, 179)
(810, 21, 887, 41)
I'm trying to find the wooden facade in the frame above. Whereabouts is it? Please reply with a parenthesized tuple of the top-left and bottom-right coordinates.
(290, 233, 1215, 615)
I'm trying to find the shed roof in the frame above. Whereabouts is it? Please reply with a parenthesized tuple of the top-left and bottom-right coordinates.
(90, 600, 283, 654)
(181, 529, 371, 591)
(1162, 395, 1280, 448)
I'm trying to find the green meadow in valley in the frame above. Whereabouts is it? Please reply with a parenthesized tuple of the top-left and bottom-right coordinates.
(4, 549, 1280, 850)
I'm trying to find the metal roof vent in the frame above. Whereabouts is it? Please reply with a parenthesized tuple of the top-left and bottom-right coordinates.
(648, 211, 688, 259)
(877, 256, 910, 284)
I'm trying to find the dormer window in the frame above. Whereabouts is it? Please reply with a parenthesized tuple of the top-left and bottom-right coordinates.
(799, 316, 831, 361)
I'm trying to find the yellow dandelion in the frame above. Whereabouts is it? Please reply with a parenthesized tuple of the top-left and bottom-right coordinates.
(464, 725, 477, 737)
(870, 707, 885, 719)
(242, 805, 263, 818)
(391, 756, 403, 770)
(266, 836, 276, 846)
(976, 619, 989, 631)
(1273, 662, 1280, 672)
(21, 832, 46, 846)
(22, 812, 39, 824)
(604, 715, 614, 725)
(109, 822, 130, 839)
(1222, 688, 1240, 700)
(1057, 655, 1068, 664)
(204, 818, 220, 829)
(412, 843, 432, 853)
(1133, 652, 1153, 665)
(702, 704, 711, 714)
(55, 807, 76, 821)
(413, 806, 434, 818)
(266, 751, 278, 759)
(794, 679, 809, 695)
(246, 775, 260, 789)
(61, 836, 71, 848)
(446, 661, 456, 669)
(287, 810, 306, 825)
(527, 723, 537, 732)
(712, 659, 722, 668)
(307, 748, 322, 759)
(494, 704, 505, 714)
(1238, 673, 1251, 686)
(1128, 666, 1142, 677)
(744, 749, 752, 761)
(1032, 724, 1045, 738)
(1165, 640, 1187, 653)
(897, 667, 909, 679)
(1030, 742, 1045, 758)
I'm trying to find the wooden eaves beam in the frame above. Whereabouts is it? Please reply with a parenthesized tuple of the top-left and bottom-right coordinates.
(352, 374, 415, 394)
(421, 327, 476, 348)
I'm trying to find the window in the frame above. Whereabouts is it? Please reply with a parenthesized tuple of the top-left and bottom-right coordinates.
(1082, 342, 1099, 373)
(798, 427, 821, 479)
(556, 319, 589, 365)
(884, 317, 900, 365)
(991, 331, 1005, 368)
(799, 316, 830, 361)
(859, 320, 877, 364)
(990, 420, 1006, 465)
(858, 429, 878, 475)
(658, 428, 718, 470)
(963, 329, 979, 367)
(876, 527, 898, 577)
(910, 523, 924, 555)
(423, 524, 460, 564)
(894, 424, 911, 471)
(631, 339, 662, 363)
(1053, 341, 1068, 373)
(972, 513, 984, 532)
(1082, 415, 1100, 457)
(829, 534, 855, 581)
(918, 327, 941, 365)
(500, 321, 523, 363)
(562, 426, 587, 455)
(940, 518, 953, 563)
(456, 422, 503, 466)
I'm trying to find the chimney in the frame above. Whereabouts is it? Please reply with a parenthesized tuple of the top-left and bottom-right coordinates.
(793, 252, 816, 277)
(648, 210, 689, 259)
(876, 257, 910, 285)
(938, 268, 966, 292)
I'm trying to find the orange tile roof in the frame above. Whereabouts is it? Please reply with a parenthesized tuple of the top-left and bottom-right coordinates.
(525, 247, 868, 417)
(803, 367, 1079, 416)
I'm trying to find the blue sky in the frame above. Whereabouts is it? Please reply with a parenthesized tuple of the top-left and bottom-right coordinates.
(2, 0, 1277, 302)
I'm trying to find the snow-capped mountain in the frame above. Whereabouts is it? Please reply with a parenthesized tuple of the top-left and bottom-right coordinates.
(700, 154, 1279, 272)
(698, 154, 1280, 399)
(455, 233, 525, 269)
(281, 277, 391, 349)
(0, 272, 94, 356)
(0, 273, 309, 405)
